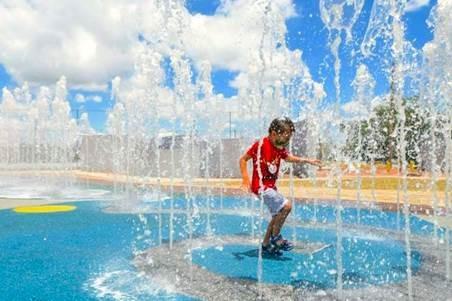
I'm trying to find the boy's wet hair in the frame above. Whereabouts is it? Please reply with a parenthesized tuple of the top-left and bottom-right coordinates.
(268, 117, 295, 134)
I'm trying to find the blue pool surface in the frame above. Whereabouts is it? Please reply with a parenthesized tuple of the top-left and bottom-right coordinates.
(192, 239, 421, 289)
(0, 201, 197, 301)
(0, 192, 444, 300)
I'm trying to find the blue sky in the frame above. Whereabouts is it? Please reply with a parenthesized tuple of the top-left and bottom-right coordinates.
(0, 0, 437, 132)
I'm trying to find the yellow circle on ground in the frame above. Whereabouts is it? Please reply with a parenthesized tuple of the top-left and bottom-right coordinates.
(13, 205, 76, 214)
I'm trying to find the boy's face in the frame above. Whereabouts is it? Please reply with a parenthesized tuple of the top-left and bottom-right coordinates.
(269, 128, 292, 149)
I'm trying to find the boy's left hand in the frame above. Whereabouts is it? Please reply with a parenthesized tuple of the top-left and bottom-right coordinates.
(308, 159, 322, 167)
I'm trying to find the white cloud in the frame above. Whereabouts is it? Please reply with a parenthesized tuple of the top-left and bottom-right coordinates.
(405, 0, 430, 12)
(75, 93, 103, 103)
(0, 0, 140, 90)
(184, 0, 297, 72)
(75, 93, 86, 103)
(0, 0, 300, 92)
(89, 95, 103, 103)
(71, 83, 109, 92)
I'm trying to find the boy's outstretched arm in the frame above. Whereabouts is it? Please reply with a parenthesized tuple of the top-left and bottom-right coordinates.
(285, 154, 322, 167)
(239, 153, 252, 192)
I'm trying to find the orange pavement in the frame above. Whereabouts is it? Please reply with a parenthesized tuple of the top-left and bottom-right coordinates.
(73, 170, 449, 213)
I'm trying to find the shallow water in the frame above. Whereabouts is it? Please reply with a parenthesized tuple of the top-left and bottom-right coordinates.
(0, 180, 449, 300)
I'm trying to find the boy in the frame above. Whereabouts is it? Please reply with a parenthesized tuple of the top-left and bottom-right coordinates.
(239, 117, 321, 255)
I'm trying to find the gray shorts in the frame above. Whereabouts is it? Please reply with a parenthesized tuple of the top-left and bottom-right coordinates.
(261, 188, 289, 216)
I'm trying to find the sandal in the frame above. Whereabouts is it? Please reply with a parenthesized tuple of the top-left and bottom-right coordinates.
(271, 234, 294, 251)
(261, 243, 283, 256)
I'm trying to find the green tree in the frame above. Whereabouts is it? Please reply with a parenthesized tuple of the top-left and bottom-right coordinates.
(342, 96, 431, 164)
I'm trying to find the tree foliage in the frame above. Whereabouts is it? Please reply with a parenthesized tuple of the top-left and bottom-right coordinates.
(342, 96, 431, 164)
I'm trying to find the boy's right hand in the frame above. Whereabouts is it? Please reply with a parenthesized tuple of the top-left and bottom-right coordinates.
(240, 180, 251, 193)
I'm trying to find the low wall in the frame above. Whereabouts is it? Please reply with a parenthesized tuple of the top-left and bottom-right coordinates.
(78, 135, 250, 178)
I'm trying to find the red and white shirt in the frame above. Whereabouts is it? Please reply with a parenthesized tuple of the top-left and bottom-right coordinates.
(246, 137, 289, 195)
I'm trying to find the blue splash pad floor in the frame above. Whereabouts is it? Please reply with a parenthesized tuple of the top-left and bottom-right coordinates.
(0, 193, 448, 300)
(0, 201, 196, 301)
(192, 239, 421, 289)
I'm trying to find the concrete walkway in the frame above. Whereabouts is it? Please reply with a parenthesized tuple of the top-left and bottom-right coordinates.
(73, 171, 449, 210)
(0, 170, 449, 218)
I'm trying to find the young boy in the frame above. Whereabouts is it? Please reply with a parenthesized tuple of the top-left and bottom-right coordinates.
(239, 117, 321, 255)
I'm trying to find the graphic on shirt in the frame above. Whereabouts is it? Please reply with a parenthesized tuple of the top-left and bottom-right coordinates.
(267, 160, 278, 174)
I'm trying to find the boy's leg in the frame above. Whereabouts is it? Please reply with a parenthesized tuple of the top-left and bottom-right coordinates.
(262, 203, 291, 246)
(270, 201, 292, 238)
(269, 201, 295, 251)
(260, 189, 292, 253)
(263, 217, 276, 246)
(261, 217, 283, 256)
